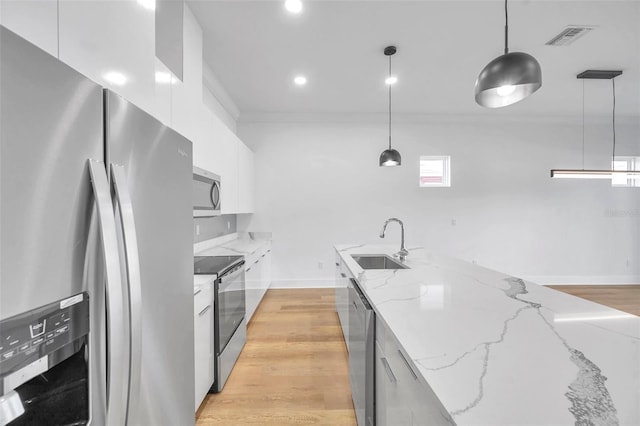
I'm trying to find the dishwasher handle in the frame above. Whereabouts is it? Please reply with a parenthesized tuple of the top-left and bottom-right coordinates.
(349, 278, 371, 310)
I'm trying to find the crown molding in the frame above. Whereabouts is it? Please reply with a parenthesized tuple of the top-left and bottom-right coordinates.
(238, 111, 640, 126)
(202, 62, 240, 120)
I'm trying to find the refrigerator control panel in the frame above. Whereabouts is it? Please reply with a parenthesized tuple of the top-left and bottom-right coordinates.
(0, 292, 89, 378)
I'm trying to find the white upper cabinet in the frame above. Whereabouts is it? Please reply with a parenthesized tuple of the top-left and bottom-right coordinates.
(153, 58, 173, 127)
(58, 0, 156, 116)
(171, 4, 202, 141)
(0, 0, 58, 57)
(237, 142, 255, 214)
(220, 133, 239, 214)
(2, 0, 254, 214)
(195, 106, 254, 215)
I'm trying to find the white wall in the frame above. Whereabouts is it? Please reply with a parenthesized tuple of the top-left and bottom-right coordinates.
(238, 115, 640, 287)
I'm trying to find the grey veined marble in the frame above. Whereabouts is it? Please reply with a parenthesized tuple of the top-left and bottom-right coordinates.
(503, 277, 618, 425)
(335, 244, 639, 426)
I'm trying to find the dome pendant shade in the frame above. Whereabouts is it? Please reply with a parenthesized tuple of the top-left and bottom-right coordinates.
(475, 52, 542, 108)
(379, 148, 401, 167)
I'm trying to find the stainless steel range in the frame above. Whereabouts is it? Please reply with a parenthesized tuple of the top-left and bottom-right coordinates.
(194, 255, 246, 392)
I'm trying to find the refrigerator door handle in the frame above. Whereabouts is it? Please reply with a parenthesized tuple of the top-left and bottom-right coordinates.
(111, 164, 142, 425)
(87, 159, 128, 426)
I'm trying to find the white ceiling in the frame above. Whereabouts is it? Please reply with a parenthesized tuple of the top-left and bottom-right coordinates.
(188, 0, 640, 120)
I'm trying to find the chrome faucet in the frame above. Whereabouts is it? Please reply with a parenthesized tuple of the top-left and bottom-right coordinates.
(380, 218, 408, 261)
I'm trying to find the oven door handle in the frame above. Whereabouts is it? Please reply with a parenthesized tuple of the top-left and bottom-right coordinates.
(219, 265, 245, 285)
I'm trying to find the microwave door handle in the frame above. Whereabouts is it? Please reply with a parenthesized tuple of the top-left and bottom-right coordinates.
(211, 180, 220, 210)
(87, 159, 128, 426)
(111, 164, 142, 425)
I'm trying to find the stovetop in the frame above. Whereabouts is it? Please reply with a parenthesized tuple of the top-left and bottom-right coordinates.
(194, 255, 243, 276)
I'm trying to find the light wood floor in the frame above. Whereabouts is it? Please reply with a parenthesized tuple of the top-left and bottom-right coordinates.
(547, 285, 640, 316)
(195, 286, 639, 425)
(196, 289, 357, 425)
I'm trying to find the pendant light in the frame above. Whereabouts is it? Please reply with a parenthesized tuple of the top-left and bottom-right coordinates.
(475, 0, 542, 108)
(379, 46, 401, 167)
(551, 70, 639, 180)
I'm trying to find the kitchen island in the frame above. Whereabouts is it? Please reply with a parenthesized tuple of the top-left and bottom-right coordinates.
(335, 244, 640, 426)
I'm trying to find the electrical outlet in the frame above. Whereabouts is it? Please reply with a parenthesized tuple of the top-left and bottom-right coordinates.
(627, 259, 630, 267)
(451, 219, 457, 226)
(196, 224, 200, 236)
(318, 262, 323, 270)
(227, 221, 231, 230)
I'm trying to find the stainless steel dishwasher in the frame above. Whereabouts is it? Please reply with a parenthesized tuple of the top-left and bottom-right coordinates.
(348, 278, 375, 426)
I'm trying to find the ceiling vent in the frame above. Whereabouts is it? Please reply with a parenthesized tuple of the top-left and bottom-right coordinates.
(546, 26, 594, 46)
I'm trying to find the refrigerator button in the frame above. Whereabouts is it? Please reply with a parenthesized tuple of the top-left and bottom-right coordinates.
(1, 350, 16, 361)
(28, 320, 46, 338)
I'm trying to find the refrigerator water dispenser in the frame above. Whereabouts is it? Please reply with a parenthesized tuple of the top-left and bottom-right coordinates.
(0, 293, 90, 425)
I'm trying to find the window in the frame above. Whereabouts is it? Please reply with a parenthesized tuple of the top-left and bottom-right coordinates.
(612, 156, 640, 188)
(420, 156, 450, 187)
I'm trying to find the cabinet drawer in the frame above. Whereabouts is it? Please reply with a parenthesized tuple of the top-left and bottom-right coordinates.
(194, 301, 213, 411)
(194, 282, 212, 315)
(377, 319, 419, 382)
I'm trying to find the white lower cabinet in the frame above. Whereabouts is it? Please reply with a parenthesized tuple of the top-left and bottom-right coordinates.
(334, 255, 350, 351)
(194, 281, 214, 411)
(245, 258, 260, 323)
(376, 318, 451, 426)
(245, 243, 272, 324)
(376, 322, 412, 426)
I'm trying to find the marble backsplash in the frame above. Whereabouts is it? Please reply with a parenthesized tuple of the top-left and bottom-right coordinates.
(193, 214, 237, 243)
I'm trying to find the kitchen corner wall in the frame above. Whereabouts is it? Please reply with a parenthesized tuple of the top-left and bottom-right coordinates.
(238, 115, 640, 288)
(194, 215, 237, 243)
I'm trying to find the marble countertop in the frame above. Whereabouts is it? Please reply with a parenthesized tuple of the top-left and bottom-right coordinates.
(193, 232, 271, 288)
(195, 232, 271, 258)
(335, 244, 640, 426)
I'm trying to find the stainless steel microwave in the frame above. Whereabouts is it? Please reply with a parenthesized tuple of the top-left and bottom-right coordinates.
(193, 166, 221, 217)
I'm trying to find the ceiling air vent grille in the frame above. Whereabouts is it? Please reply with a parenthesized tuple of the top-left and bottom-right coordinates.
(546, 26, 594, 46)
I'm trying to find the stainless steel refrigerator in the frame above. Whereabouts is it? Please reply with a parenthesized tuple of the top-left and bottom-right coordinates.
(0, 27, 195, 425)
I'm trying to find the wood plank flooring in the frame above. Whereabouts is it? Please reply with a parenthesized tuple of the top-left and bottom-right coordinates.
(547, 285, 640, 316)
(195, 285, 639, 425)
(196, 289, 356, 425)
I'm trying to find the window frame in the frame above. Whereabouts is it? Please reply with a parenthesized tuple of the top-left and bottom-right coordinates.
(612, 156, 640, 188)
(419, 155, 451, 188)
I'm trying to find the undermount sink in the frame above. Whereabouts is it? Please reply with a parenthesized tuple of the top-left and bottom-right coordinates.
(351, 254, 409, 270)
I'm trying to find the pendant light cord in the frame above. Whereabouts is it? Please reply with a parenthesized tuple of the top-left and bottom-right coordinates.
(504, 0, 509, 55)
(582, 79, 585, 169)
(612, 78, 616, 161)
(388, 54, 392, 150)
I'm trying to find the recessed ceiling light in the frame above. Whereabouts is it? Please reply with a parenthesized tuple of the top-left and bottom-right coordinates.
(285, 0, 303, 14)
(103, 71, 127, 86)
(385, 76, 398, 85)
(137, 0, 156, 11)
(155, 71, 172, 84)
(294, 76, 307, 86)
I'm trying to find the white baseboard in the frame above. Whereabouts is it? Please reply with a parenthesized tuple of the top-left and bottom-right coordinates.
(524, 275, 640, 285)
